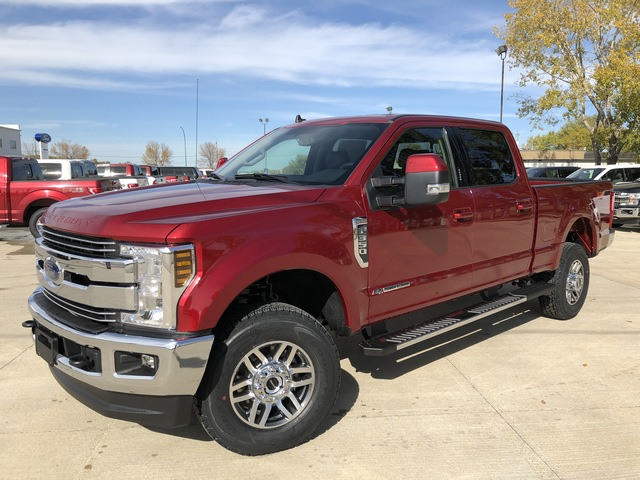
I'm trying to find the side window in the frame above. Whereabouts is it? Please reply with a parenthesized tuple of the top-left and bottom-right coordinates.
(40, 163, 62, 180)
(373, 127, 457, 185)
(71, 162, 84, 178)
(458, 129, 516, 186)
(85, 163, 97, 176)
(604, 169, 624, 183)
(11, 160, 42, 180)
(625, 168, 640, 182)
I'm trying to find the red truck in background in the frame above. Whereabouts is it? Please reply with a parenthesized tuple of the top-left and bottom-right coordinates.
(1, 156, 119, 237)
(25, 115, 614, 455)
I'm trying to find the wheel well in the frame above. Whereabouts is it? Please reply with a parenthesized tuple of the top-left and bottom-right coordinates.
(566, 217, 593, 255)
(24, 200, 55, 223)
(218, 269, 349, 336)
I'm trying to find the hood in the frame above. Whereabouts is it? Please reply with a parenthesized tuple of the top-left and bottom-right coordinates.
(43, 180, 326, 242)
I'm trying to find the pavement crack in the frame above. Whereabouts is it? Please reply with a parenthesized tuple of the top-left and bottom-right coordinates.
(0, 344, 34, 371)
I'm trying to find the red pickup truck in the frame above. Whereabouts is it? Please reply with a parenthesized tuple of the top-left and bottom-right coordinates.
(1, 156, 119, 237)
(25, 115, 614, 455)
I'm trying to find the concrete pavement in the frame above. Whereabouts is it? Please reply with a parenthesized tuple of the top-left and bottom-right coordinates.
(0, 229, 639, 479)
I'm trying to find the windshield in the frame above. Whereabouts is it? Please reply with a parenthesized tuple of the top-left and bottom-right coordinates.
(567, 168, 604, 180)
(216, 123, 388, 185)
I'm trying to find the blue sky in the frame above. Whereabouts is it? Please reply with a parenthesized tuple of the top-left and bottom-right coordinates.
(0, 0, 536, 165)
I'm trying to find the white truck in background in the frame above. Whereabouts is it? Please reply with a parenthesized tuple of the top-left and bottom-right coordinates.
(98, 163, 165, 186)
(39, 159, 148, 188)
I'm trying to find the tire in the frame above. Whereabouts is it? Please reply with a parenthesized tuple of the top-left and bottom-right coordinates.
(198, 302, 341, 455)
(539, 242, 590, 320)
(28, 207, 48, 238)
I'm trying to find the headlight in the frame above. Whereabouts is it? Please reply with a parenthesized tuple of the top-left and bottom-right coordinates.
(628, 193, 640, 205)
(119, 244, 195, 329)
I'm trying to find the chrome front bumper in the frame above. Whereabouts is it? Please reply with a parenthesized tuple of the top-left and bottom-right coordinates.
(28, 287, 214, 397)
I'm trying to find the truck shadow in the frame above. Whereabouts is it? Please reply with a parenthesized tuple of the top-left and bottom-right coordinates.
(336, 301, 544, 380)
(144, 370, 360, 445)
(146, 299, 541, 446)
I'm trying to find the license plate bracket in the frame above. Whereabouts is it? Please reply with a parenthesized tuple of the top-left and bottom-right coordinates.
(35, 327, 59, 366)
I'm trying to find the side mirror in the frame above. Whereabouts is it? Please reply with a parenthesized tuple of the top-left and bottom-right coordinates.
(217, 157, 228, 168)
(404, 154, 450, 206)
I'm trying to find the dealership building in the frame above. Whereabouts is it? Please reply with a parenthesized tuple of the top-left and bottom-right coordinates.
(0, 125, 21, 156)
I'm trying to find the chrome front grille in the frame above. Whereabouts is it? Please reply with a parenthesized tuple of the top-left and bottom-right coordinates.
(41, 227, 119, 259)
(41, 288, 124, 323)
(615, 193, 628, 203)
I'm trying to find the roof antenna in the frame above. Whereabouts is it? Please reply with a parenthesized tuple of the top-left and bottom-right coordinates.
(295, 114, 306, 123)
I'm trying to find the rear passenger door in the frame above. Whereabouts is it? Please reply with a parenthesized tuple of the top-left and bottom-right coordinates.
(453, 127, 535, 289)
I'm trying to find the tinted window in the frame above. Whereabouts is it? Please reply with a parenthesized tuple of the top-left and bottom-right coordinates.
(11, 159, 43, 180)
(83, 163, 98, 176)
(373, 127, 457, 183)
(603, 169, 625, 183)
(626, 168, 640, 182)
(459, 129, 516, 185)
(71, 162, 84, 178)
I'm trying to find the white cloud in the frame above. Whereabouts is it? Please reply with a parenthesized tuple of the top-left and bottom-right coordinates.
(0, 10, 514, 92)
(2, 0, 223, 5)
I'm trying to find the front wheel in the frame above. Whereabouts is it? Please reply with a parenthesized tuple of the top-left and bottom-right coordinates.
(198, 303, 341, 455)
(539, 242, 590, 320)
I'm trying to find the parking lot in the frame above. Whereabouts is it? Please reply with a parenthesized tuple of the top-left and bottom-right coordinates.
(1, 226, 639, 479)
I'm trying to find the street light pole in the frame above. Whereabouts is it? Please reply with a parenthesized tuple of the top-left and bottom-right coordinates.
(258, 117, 269, 135)
(495, 44, 508, 123)
(179, 126, 187, 166)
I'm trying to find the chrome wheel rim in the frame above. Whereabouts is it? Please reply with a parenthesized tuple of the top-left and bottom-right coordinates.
(565, 259, 585, 305)
(229, 341, 315, 429)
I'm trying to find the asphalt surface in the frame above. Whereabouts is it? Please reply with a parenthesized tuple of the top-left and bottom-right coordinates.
(1, 226, 639, 479)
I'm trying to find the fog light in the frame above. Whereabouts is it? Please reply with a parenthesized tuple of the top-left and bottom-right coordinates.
(141, 354, 156, 369)
(115, 351, 158, 376)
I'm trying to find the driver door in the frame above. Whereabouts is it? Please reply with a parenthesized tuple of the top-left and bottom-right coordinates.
(365, 125, 475, 321)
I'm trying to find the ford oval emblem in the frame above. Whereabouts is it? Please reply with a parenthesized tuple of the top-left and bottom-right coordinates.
(44, 257, 64, 286)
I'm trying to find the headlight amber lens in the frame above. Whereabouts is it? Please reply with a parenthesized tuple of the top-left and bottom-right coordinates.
(174, 250, 194, 287)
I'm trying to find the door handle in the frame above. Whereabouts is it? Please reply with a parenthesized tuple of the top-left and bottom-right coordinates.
(453, 207, 473, 221)
(516, 199, 533, 213)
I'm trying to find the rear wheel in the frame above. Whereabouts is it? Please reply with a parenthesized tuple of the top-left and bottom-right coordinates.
(198, 302, 340, 455)
(539, 242, 590, 320)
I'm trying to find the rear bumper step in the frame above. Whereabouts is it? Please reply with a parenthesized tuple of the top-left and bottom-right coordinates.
(360, 282, 554, 356)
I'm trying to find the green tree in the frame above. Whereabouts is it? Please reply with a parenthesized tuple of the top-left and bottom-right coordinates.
(141, 141, 173, 166)
(198, 141, 227, 169)
(497, 0, 640, 164)
(527, 117, 593, 150)
(50, 139, 90, 159)
(282, 154, 307, 175)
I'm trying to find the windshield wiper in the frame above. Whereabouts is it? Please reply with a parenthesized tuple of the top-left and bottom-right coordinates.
(204, 173, 224, 180)
(234, 173, 293, 184)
